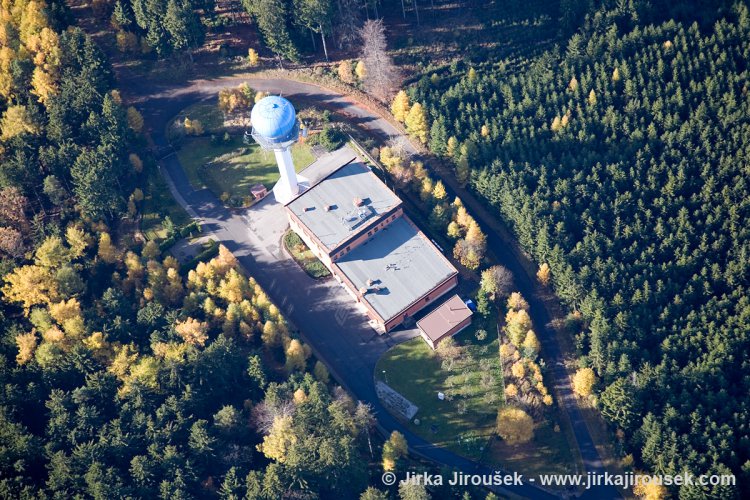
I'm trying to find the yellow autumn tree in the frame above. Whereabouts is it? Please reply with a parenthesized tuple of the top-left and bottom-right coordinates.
(248, 48, 259, 66)
(496, 407, 534, 444)
(129, 153, 143, 173)
(506, 292, 529, 311)
(34, 236, 70, 268)
(505, 308, 532, 346)
(97, 233, 118, 264)
(49, 298, 84, 337)
(284, 339, 308, 372)
(432, 180, 447, 201)
(537, 263, 551, 286)
(390, 90, 410, 122)
(588, 89, 597, 106)
(355, 61, 366, 80)
(2, 265, 58, 312)
(218, 269, 249, 304)
(511, 360, 526, 379)
(337, 60, 353, 83)
(261, 320, 281, 348)
(405, 102, 429, 143)
(573, 367, 596, 397)
(382, 430, 408, 471)
(633, 475, 668, 500)
(175, 317, 209, 346)
(446, 136, 458, 157)
(109, 344, 139, 381)
(31, 67, 56, 104)
(568, 76, 578, 91)
(127, 107, 144, 133)
(65, 226, 88, 259)
(523, 330, 541, 357)
(1, 105, 39, 139)
(257, 415, 296, 463)
(0, 47, 15, 99)
(15, 331, 37, 365)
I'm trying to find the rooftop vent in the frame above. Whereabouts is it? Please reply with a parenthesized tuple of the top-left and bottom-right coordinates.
(353, 197, 364, 207)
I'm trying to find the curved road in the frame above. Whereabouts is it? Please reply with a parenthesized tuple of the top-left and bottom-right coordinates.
(132, 75, 620, 499)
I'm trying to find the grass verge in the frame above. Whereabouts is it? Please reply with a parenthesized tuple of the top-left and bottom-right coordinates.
(141, 166, 191, 240)
(283, 230, 331, 279)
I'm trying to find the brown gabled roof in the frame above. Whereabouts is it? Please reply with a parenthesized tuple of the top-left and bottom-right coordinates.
(417, 295, 472, 342)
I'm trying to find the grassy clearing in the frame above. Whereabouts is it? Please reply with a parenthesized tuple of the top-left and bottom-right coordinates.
(375, 318, 503, 461)
(283, 230, 331, 279)
(171, 102, 226, 133)
(176, 136, 315, 200)
(141, 166, 191, 240)
(486, 417, 577, 478)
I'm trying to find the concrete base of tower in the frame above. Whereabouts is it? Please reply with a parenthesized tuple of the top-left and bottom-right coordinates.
(272, 175, 309, 205)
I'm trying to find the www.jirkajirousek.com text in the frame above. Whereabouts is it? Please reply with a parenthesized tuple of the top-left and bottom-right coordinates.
(536, 471, 736, 489)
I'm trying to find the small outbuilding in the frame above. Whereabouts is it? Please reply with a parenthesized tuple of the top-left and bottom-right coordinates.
(417, 294, 473, 350)
(250, 184, 268, 200)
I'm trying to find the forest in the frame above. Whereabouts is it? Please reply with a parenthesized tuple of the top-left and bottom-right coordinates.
(411, 0, 750, 497)
(0, 1, 395, 499)
(2, 0, 749, 496)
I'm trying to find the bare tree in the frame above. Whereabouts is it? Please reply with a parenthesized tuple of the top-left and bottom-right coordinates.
(360, 19, 399, 102)
(250, 399, 295, 434)
(480, 264, 514, 300)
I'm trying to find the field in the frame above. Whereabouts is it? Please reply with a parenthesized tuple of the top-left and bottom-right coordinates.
(176, 136, 315, 202)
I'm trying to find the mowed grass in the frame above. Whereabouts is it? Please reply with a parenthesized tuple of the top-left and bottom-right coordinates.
(375, 323, 503, 461)
(283, 230, 331, 279)
(176, 136, 315, 199)
(376, 319, 578, 477)
(172, 102, 226, 133)
(487, 419, 577, 478)
(141, 166, 191, 240)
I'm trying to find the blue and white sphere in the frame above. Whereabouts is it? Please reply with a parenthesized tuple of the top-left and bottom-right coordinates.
(250, 96, 297, 142)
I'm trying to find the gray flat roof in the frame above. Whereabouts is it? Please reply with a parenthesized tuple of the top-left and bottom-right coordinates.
(287, 160, 401, 251)
(335, 216, 458, 322)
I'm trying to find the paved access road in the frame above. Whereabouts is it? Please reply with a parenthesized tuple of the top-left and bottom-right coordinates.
(134, 74, 621, 499)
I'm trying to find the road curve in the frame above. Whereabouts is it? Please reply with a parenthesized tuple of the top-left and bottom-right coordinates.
(131, 73, 620, 499)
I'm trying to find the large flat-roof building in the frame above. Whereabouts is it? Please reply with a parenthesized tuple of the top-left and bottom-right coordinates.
(285, 156, 459, 332)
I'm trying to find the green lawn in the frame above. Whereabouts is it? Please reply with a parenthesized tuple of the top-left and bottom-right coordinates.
(486, 418, 577, 478)
(176, 136, 315, 202)
(170, 102, 226, 134)
(283, 230, 331, 279)
(141, 166, 191, 240)
(376, 317, 577, 477)
(375, 321, 503, 461)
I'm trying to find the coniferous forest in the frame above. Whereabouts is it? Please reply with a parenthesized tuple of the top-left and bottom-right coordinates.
(414, 1, 750, 496)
